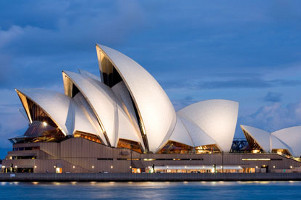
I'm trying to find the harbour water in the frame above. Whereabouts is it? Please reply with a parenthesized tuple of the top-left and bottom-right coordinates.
(0, 181, 300, 200)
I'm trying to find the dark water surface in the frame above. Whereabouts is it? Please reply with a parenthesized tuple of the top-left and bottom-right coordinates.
(0, 181, 300, 200)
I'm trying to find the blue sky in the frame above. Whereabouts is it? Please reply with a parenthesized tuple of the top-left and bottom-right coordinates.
(1, 0, 301, 158)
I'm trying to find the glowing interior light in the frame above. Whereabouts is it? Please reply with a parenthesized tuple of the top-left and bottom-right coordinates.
(42, 121, 48, 127)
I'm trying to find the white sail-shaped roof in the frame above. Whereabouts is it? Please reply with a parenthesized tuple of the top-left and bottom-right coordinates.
(111, 82, 140, 135)
(16, 89, 72, 135)
(63, 71, 117, 146)
(158, 114, 219, 150)
(96, 44, 176, 152)
(166, 116, 194, 147)
(179, 115, 216, 147)
(63, 71, 144, 149)
(73, 92, 107, 144)
(178, 99, 239, 152)
(240, 125, 271, 152)
(115, 107, 144, 148)
(16, 89, 100, 138)
(270, 134, 292, 154)
(271, 126, 301, 157)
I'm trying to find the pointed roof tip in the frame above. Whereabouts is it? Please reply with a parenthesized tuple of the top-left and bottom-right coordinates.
(62, 70, 78, 76)
(240, 124, 251, 129)
(15, 88, 27, 94)
(62, 70, 77, 75)
(240, 125, 269, 132)
(96, 43, 111, 50)
(62, 70, 68, 76)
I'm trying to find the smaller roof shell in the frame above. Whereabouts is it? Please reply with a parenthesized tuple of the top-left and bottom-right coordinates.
(271, 126, 301, 157)
(63, 71, 117, 146)
(63, 71, 144, 149)
(240, 125, 271, 152)
(178, 99, 239, 152)
(16, 89, 101, 138)
(166, 116, 194, 147)
(179, 115, 216, 147)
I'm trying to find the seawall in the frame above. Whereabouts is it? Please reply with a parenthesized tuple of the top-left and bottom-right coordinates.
(1, 173, 301, 182)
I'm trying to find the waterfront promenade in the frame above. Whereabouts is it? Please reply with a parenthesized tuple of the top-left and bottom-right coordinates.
(1, 173, 301, 182)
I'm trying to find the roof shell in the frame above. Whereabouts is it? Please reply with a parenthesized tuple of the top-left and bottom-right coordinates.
(16, 89, 100, 137)
(96, 44, 176, 152)
(165, 116, 194, 147)
(178, 99, 239, 152)
(63, 71, 118, 145)
(72, 92, 107, 144)
(16, 89, 72, 135)
(179, 115, 216, 147)
(115, 107, 143, 148)
(240, 125, 271, 152)
(271, 126, 301, 157)
(63, 71, 144, 148)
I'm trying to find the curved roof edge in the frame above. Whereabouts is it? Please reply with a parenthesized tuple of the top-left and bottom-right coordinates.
(178, 99, 239, 152)
(16, 89, 71, 136)
(62, 70, 116, 146)
(157, 116, 194, 150)
(96, 44, 176, 153)
(271, 126, 301, 157)
(179, 115, 217, 148)
(240, 125, 271, 152)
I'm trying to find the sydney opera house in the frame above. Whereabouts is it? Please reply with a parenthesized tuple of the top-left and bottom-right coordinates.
(2, 45, 301, 174)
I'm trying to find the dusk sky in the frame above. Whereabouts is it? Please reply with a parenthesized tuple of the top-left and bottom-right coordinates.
(1, 0, 301, 158)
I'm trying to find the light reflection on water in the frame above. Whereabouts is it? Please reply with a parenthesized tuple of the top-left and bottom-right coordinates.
(0, 181, 301, 200)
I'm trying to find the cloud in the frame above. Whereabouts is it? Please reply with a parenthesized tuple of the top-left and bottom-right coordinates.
(0, 104, 28, 148)
(0, 0, 146, 89)
(264, 92, 282, 102)
(172, 96, 198, 111)
(162, 77, 301, 91)
(240, 100, 301, 133)
(0, 1, 145, 55)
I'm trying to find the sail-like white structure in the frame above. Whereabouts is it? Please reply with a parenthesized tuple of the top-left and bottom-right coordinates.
(15, 45, 240, 153)
(16, 89, 101, 138)
(177, 100, 239, 152)
(240, 125, 301, 157)
(241, 125, 271, 152)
